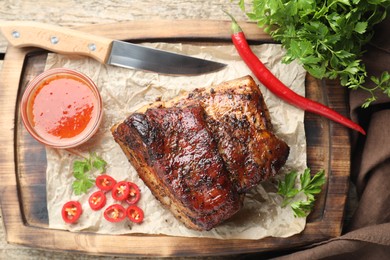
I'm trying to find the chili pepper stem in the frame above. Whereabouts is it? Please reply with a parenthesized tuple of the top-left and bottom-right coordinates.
(225, 12, 366, 135)
(223, 10, 242, 34)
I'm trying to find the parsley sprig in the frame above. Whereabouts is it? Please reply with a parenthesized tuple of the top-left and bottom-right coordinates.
(238, 0, 390, 107)
(72, 153, 107, 195)
(278, 168, 326, 217)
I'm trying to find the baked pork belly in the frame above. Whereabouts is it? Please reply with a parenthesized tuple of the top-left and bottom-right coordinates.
(113, 105, 243, 230)
(171, 77, 287, 192)
(111, 75, 290, 230)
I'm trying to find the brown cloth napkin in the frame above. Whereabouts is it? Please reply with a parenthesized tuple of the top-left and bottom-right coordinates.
(241, 16, 390, 260)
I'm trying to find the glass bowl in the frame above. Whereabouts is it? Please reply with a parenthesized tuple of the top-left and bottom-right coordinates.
(20, 68, 103, 149)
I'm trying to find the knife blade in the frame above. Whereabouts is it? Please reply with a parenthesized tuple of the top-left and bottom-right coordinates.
(0, 21, 226, 75)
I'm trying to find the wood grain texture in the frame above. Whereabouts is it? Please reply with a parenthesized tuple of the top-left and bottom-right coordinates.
(0, 0, 250, 54)
(0, 2, 269, 258)
(0, 20, 351, 257)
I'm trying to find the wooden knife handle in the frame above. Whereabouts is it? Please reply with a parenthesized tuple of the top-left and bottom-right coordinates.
(0, 21, 113, 64)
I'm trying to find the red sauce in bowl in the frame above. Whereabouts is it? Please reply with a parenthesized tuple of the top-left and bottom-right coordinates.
(21, 68, 103, 148)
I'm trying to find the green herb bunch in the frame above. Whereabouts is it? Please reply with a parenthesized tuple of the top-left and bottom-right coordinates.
(278, 168, 326, 217)
(72, 153, 107, 195)
(238, 0, 390, 107)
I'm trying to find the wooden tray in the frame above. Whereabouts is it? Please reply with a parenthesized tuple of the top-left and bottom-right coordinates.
(0, 21, 350, 257)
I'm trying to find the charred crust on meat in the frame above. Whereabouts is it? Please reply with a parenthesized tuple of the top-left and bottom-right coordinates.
(125, 114, 152, 145)
(111, 75, 289, 231)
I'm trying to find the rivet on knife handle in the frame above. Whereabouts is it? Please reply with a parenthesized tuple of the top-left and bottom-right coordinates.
(0, 21, 112, 64)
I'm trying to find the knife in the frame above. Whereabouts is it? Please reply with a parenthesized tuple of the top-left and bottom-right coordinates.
(0, 21, 226, 75)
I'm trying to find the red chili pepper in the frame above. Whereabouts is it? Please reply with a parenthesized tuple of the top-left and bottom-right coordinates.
(88, 190, 107, 211)
(96, 174, 117, 192)
(127, 205, 144, 224)
(111, 181, 130, 201)
(61, 201, 82, 224)
(104, 204, 127, 223)
(125, 182, 141, 205)
(226, 13, 366, 135)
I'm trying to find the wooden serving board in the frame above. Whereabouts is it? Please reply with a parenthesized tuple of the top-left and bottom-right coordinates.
(0, 21, 350, 257)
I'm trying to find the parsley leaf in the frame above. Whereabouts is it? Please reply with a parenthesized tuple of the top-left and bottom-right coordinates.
(238, 0, 390, 107)
(72, 177, 94, 196)
(278, 169, 326, 217)
(72, 153, 107, 195)
(90, 152, 107, 172)
(73, 160, 91, 176)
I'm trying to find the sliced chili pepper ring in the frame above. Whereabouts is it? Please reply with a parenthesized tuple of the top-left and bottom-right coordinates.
(112, 181, 130, 201)
(88, 190, 107, 211)
(127, 205, 144, 224)
(126, 182, 141, 205)
(61, 201, 82, 224)
(104, 204, 126, 223)
(96, 174, 117, 192)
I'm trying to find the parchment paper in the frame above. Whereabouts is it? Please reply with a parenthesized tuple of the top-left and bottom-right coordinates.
(46, 43, 307, 240)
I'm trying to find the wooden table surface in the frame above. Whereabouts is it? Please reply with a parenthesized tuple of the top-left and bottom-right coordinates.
(0, 1, 358, 259)
(0, 2, 245, 259)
